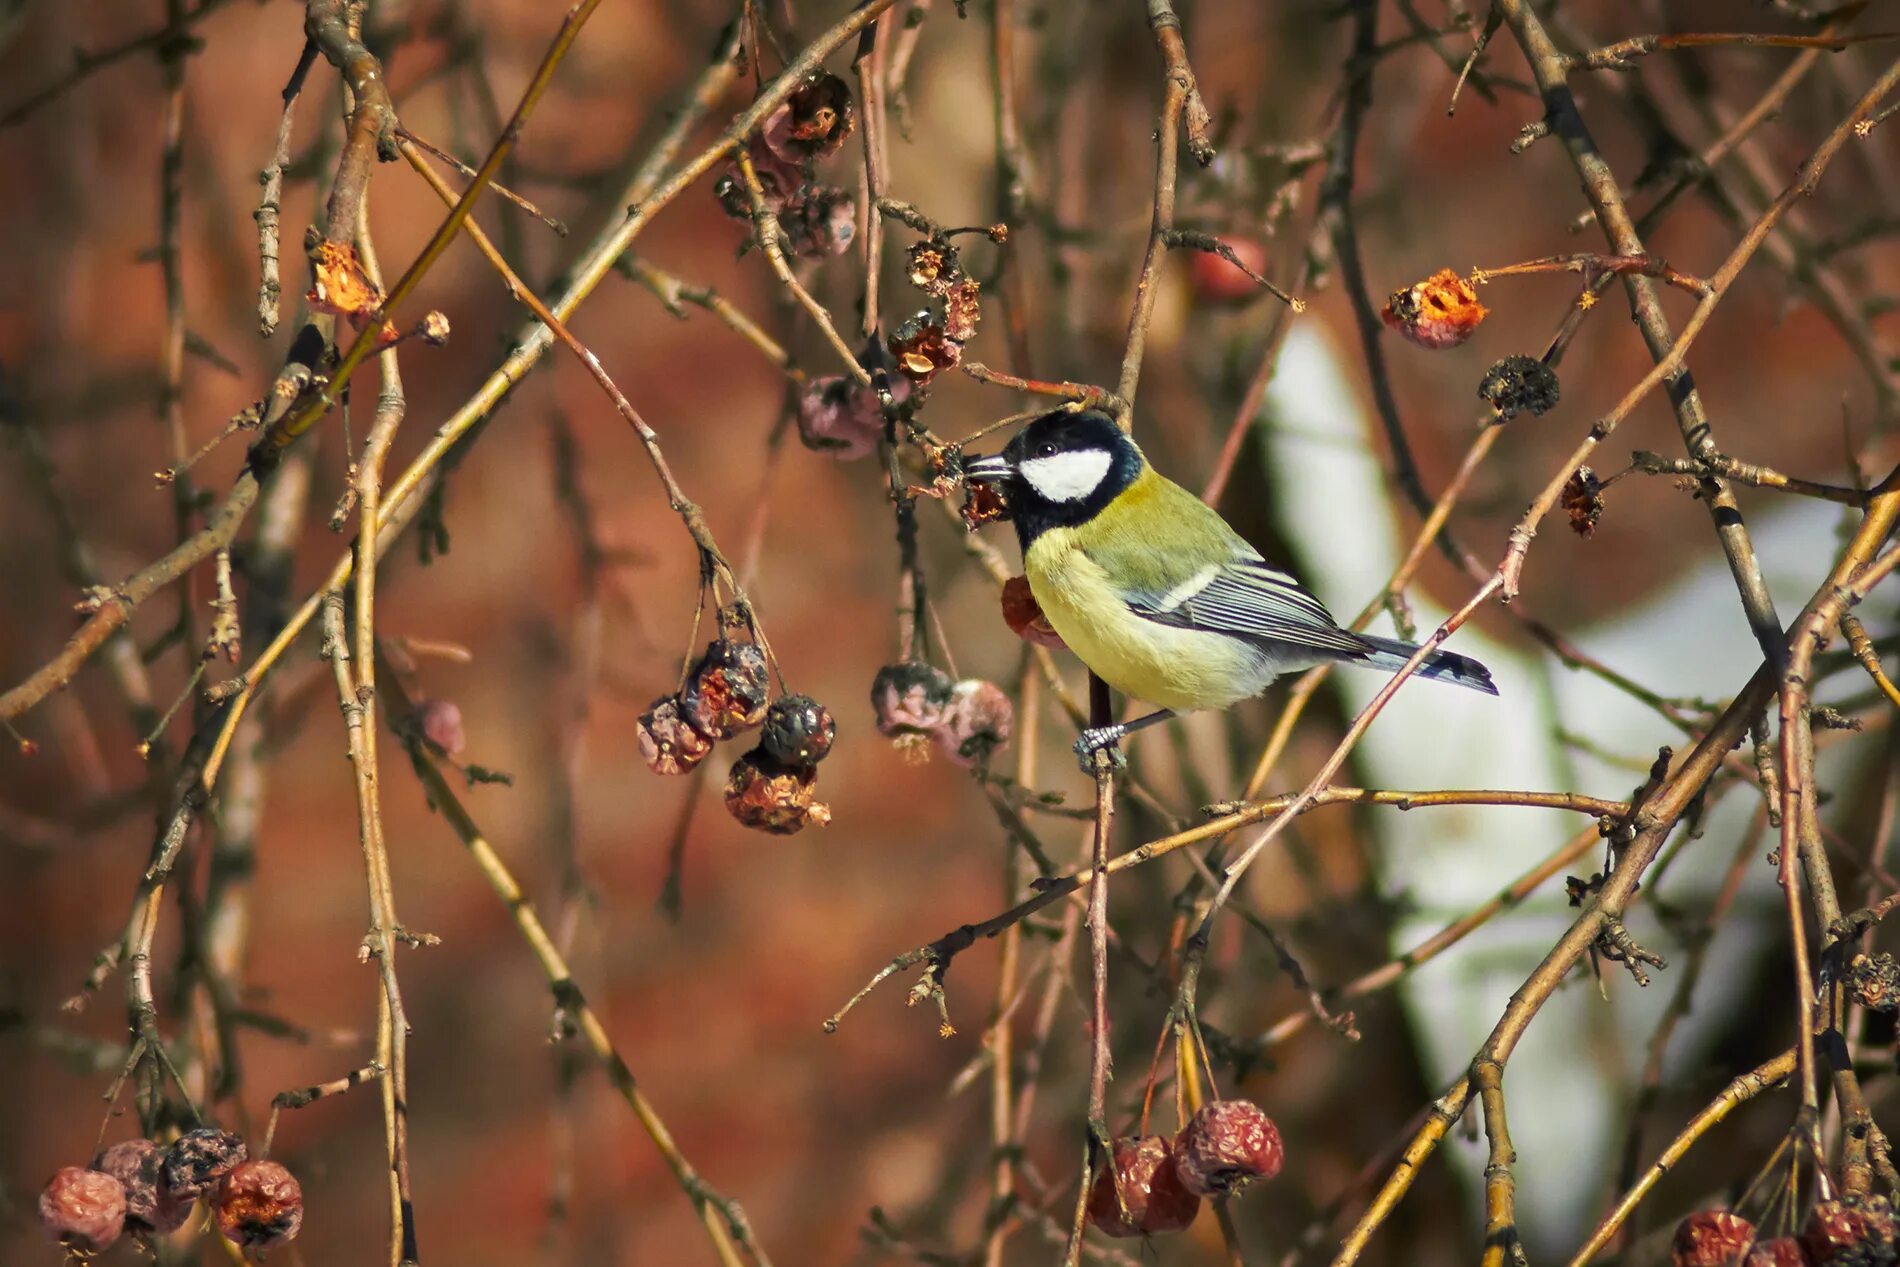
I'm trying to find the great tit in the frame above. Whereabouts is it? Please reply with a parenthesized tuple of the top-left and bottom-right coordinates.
(963, 408, 1497, 766)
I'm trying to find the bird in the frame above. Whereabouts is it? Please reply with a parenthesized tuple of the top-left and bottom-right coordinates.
(961, 407, 1497, 768)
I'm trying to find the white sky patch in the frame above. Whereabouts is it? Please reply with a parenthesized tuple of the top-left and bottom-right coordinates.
(1019, 449, 1112, 503)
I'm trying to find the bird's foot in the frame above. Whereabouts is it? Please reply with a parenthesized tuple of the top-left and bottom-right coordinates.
(1073, 725, 1128, 776)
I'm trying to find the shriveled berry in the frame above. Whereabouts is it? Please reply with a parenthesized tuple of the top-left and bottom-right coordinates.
(889, 312, 960, 387)
(871, 662, 957, 737)
(638, 696, 715, 776)
(414, 698, 466, 758)
(761, 695, 835, 766)
(1804, 1193, 1898, 1266)
(1478, 355, 1561, 420)
(724, 748, 831, 835)
(1748, 1237, 1816, 1266)
(959, 480, 1010, 531)
(1849, 953, 1900, 1014)
(1086, 1135, 1200, 1237)
(782, 185, 857, 260)
(715, 136, 805, 218)
(160, 1126, 249, 1202)
(1382, 268, 1487, 349)
(1001, 576, 1065, 650)
(39, 1166, 126, 1254)
(1561, 465, 1605, 538)
(1174, 1100, 1283, 1197)
(906, 240, 960, 295)
(94, 1138, 191, 1234)
(933, 680, 1013, 768)
(1672, 1210, 1758, 1267)
(215, 1159, 304, 1251)
(681, 640, 771, 740)
(761, 72, 855, 162)
(942, 278, 981, 343)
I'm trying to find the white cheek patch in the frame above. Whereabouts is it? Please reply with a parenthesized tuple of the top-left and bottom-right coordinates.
(1019, 450, 1114, 503)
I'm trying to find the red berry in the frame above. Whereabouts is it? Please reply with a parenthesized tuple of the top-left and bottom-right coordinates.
(761, 694, 836, 766)
(931, 680, 1013, 768)
(1187, 238, 1270, 306)
(680, 640, 771, 740)
(160, 1126, 249, 1202)
(1382, 268, 1488, 349)
(724, 748, 832, 835)
(1174, 1100, 1284, 1197)
(414, 698, 466, 758)
(1804, 1193, 1897, 1265)
(215, 1159, 304, 1251)
(638, 696, 715, 776)
(761, 72, 856, 163)
(93, 1138, 191, 1234)
(870, 662, 956, 737)
(1746, 1238, 1813, 1267)
(39, 1166, 126, 1254)
(1000, 577, 1065, 650)
(1086, 1135, 1200, 1237)
(1672, 1210, 1758, 1266)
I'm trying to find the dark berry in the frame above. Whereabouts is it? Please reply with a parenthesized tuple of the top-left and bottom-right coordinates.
(160, 1126, 249, 1202)
(761, 695, 836, 766)
(1748, 1238, 1814, 1266)
(638, 696, 714, 776)
(94, 1138, 191, 1234)
(906, 240, 961, 296)
(1174, 1100, 1284, 1197)
(870, 662, 956, 737)
(215, 1159, 304, 1251)
(1478, 354, 1561, 420)
(1085, 1135, 1200, 1237)
(725, 748, 831, 835)
(761, 72, 855, 162)
(1001, 577, 1064, 649)
(39, 1166, 126, 1254)
(681, 640, 771, 740)
(1849, 953, 1900, 1013)
(1804, 1193, 1898, 1266)
(1672, 1209, 1758, 1266)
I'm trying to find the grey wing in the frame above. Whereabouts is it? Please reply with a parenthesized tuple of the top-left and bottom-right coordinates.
(1127, 546, 1373, 660)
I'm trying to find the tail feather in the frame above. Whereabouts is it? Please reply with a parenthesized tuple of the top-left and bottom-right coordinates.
(1359, 634, 1498, 696)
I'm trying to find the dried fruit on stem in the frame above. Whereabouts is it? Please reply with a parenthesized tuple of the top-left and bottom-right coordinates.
(782, 185, 857, 259)
(761, 694, 836, 765)
(93, 1138, 191, 1235)
(762, 71, 856, 162)
(40, 1167, 126, 1254)
(906, 240, 960, 295)
(1478, 354, 1561, 420)
(1803, 1193, 1898, 1265)
(1671, 1209, 1757, 1267)
(959, 480, 1010, 531)
(1382, 267, 1487, 349)
(871, 661, 957, 737)
(159, 1127, 249, 1203)
(215, 1160, 304, 1251)
(932, 679, 1012, 767)
(1174, 1099, 1284, 1197)
(724, 747, 831, 834)
(681, 640, 771, 740)
(1085, 1135, 1201, 1237)
(1001, 576, 1065, 649)
(1561, 466, 1606, 538)
(638, 696, 715, 775)
(414, 697, 466, 758)
(889, 313, 961, 386)
(796, 372, 909, 462)
(1848, 952, 1900, 1012)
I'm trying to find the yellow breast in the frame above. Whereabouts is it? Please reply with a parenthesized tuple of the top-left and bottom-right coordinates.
(1024, 528, 1265, 713)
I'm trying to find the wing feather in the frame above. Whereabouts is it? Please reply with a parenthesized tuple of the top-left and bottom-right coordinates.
(1129, 547, 1371, 659)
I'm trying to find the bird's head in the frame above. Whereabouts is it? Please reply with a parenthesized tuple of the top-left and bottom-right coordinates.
(964, 408, 1144, 544)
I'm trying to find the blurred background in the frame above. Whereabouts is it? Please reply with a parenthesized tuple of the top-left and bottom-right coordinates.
(2, 0, 1898, 1263)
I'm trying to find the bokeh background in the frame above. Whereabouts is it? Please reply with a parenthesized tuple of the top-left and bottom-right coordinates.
(3, 0, 1899, 1263)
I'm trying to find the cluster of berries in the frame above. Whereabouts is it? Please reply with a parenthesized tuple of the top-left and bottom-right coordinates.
(1673, 1193, 1899, 1265)
(715, 72, 858, 259)
(40, 1129, 301, 1258)
(1381, 267, 1564, 427)
(885, 238, 982, 390)
(1087, 1100, 1283, 1239)
(870, 662, 1011, 767)
(638, 632, 836, 835)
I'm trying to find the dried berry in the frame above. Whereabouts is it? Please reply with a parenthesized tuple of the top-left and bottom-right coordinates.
(1849, 952, 1900, 1013)
(1749, 1238, 1815, 1266)
(638, 696, 715, 776)
(1187, 237, 1270, 306)
(1382, 267, 1488, 349)
(942, 277, 982, 343)
(94, 1138, 191, 1235)
(160, 1126, 249, 1203)
(1561, 465, 1605, 538)
(715, 136, 807, 218)
(681, 640, 771, 740)
(1174, 1100, 1284, 1197)
(1804, 1193, 1898, 1266)
(724, 747, 831, 834)
(934, 680, 1014, 767)
(795, 371, 910, 462)
(414, 698, 466, 758)
(960, 480, 1011, 531)
(307, 238, 383, 329)
(906, 240, 960, 295)
(761, 694, 836, 765)
(871, 661, 957, 737)
(215, 1159, 304, 1251)
(762, 72, 855, 162)
(1672, 1209, 1758, 1267)
(782, 185, 857, 260)
(889, 313, 960, 387)
(39, 1166, 126, 1254)
(1478, 354, 1561, 420)
(1001, 576, 1066, 650)
(1085, 1135, 1201, 1238)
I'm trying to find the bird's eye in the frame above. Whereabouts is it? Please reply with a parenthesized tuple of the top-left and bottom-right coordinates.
(1036, 442, 1057, 458)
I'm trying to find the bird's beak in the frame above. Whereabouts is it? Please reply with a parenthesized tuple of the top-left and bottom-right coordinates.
(963, 453, 1013, 483)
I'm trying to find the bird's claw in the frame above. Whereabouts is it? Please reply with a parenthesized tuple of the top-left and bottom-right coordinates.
(1073, 726, 1127, 776)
